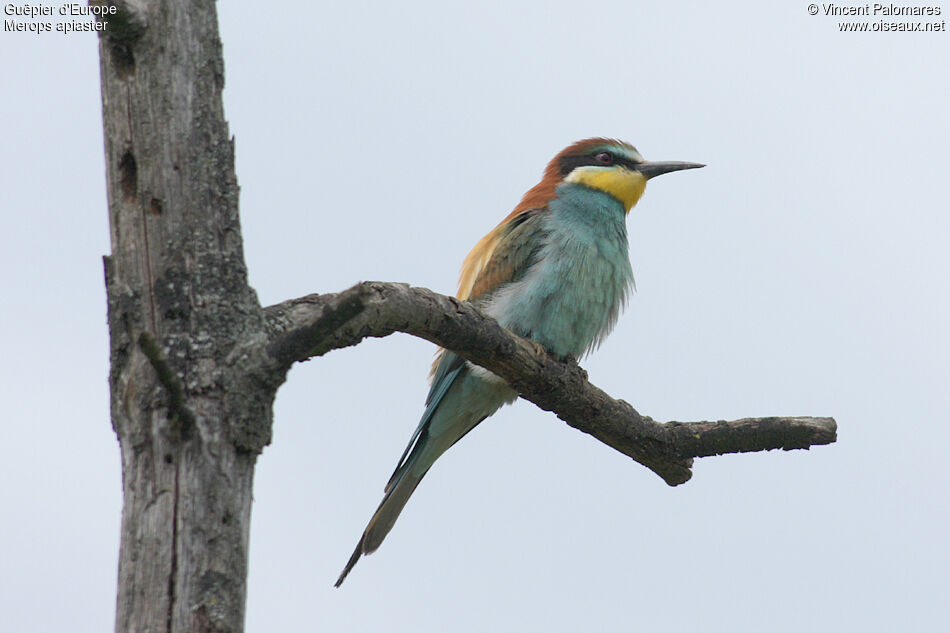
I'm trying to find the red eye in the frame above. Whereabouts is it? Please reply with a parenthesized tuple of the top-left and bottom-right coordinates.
(596, 151, 613, 165)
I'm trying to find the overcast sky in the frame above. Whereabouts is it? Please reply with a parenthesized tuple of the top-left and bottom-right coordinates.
(2, 2, 948, 632)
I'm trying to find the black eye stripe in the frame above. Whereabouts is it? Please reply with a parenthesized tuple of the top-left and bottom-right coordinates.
(559, 152, 641, 176)
(615, 156, 641, 171)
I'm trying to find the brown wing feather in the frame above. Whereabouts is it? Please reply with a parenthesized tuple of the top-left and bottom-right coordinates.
(430, 208, 547, 379)
(464, 209, 545, 302)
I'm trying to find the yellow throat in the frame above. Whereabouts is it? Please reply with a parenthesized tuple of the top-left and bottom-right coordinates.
(565, 167, 647, 213)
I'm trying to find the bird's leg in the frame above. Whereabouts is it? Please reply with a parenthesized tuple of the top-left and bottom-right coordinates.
(560, 354, 587, 380)
(531, 344, 589, 380)
(530, 340, 549, 358)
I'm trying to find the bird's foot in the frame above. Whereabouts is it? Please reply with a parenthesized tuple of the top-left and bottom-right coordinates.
(530, 341, 548, 358)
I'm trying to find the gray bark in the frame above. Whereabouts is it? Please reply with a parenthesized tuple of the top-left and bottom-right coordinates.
(101, 2, 277, 631)
(263, 282, 836, 487)
(98, 2, 835, 631)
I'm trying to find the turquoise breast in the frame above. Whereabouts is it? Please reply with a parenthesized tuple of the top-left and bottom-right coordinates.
(486, 184, 634, 359)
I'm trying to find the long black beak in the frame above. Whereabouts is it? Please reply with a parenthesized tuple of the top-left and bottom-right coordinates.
(636, 160, 705, 180)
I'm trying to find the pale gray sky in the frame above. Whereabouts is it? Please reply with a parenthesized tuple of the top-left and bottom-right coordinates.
(2, 2, 948, 632)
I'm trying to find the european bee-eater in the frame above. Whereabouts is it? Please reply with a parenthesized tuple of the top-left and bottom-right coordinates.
(336, 138, 703, 586)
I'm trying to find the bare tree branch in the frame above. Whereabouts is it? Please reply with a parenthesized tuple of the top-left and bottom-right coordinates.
(262, 281, 837, 486)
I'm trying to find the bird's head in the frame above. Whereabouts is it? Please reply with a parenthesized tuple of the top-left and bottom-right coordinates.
(515, 138, 704, 214)
(457, 138, 704, 302)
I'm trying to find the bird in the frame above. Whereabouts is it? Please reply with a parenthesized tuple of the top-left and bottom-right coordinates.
(335, 138, 703, 586)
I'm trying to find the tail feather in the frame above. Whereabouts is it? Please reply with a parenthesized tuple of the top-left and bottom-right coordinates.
(335, 458, 426, 586)
(384, 358, 466, 493)
(334, 362, 515, 586)
(335, 534, 366, 588)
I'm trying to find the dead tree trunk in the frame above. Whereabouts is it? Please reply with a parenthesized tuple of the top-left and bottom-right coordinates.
(101, 2, 277, 631)
(98, 2, 834, 632)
